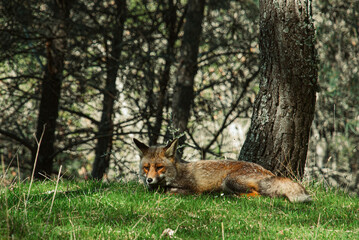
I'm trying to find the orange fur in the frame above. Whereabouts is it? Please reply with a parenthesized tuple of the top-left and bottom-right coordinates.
(240, 191, 260, 198)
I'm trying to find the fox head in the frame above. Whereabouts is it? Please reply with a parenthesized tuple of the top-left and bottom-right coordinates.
(133, 138, 178, 189)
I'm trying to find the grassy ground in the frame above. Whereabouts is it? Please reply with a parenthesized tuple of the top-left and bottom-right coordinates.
(0, 180, 358, 239)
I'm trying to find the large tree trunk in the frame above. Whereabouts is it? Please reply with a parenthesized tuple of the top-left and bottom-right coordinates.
(171, 0, 205, 147)
(91, 0, 126, 180)
(238, 0, 318, 179)
(32, 0, 71, 178)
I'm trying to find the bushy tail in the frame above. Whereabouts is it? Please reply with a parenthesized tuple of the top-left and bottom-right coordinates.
(258, 177, 312, 203)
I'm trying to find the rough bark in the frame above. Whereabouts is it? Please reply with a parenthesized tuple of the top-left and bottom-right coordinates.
(32, 0, 71, 178)
(171, 0, 205, 146)
(91, 0, 126, 180)
(239, 0, 318, 179)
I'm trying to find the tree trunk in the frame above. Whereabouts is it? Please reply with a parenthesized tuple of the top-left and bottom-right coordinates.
(32, 0, 71, 178)
(238, 0, 318, 179)
(171, 0, 205, 148)
(149, 0, 177, 145)
(91, 0, 126, 180)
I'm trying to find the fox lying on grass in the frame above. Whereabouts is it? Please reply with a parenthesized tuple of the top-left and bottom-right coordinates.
(134, 138, 312, 203)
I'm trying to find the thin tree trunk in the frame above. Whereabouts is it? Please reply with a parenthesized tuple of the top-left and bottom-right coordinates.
(91, 0, 126, 180)
(171, 0, 205, 148)
(149, 0, 177, 145)
(32, 0, 71, 178)
(239, 0, 318, 179)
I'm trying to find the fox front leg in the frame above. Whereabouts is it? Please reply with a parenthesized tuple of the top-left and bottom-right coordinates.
(167, 187, 193, 195)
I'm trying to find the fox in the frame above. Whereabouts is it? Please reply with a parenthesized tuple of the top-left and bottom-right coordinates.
(133, 138, 312, 203)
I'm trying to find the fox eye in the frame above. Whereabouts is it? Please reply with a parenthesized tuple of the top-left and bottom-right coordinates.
(143, 166, 150, 171)
(156, 166, 164, 170)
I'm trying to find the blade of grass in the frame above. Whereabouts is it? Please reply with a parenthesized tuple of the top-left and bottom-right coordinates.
(221, 222, 225, 240)
(314, 213, 321, 239)
(2, 155, 10, 239)
(131, 213, 148, 230)
(27, 124, 46, 200)
(17, 154, 21, 184)
(25, 124, 46, 218)
(47, 165, 62, 224)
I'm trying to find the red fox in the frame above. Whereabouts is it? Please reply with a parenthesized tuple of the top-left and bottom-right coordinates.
(134, 138, 312, 203)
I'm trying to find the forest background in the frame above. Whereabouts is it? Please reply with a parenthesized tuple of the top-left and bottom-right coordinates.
(0, 0, 358, 195)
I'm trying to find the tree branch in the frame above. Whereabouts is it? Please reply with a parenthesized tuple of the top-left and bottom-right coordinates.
(0, 129, 34, 151)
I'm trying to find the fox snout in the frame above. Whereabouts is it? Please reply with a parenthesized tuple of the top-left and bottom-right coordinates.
(146, 177, 155, 184)
(143, 163, 165, 186)
(145, 174, 162, 186)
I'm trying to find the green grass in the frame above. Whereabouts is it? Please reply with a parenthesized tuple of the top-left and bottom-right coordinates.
(0, 180, 358, 239)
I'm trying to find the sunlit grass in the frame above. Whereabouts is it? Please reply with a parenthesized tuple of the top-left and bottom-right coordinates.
(0, 180, 358, 239)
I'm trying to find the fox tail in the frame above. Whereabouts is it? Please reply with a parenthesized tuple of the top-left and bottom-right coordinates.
(258, 177, 312, 203)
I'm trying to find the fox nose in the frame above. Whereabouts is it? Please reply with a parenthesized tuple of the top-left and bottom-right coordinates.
(147, 178, 153, 184)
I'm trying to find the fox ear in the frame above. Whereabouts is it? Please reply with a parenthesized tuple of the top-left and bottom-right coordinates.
(133, 138, 149, 155)
(164, 138, 178, 158)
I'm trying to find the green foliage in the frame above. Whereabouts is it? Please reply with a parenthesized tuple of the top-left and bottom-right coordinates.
(0, 181, 358, 239)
